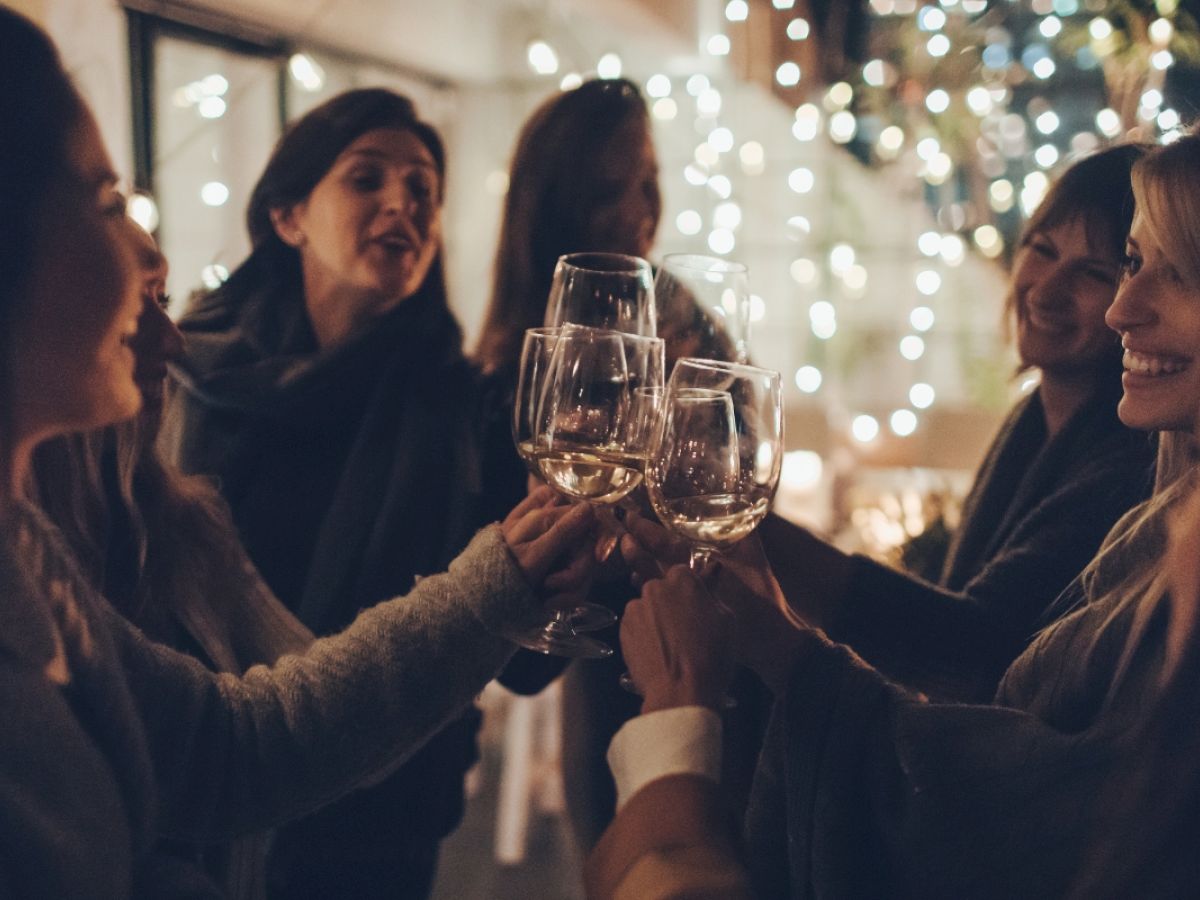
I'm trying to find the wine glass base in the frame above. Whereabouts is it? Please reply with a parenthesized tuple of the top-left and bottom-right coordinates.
(512, 628, 613, 659)
(570, 603, 618, 632)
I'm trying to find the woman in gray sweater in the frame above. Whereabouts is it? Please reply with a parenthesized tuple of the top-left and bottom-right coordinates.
(0, 10, 594, 896)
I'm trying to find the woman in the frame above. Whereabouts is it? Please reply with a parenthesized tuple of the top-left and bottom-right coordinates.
(760, 143, 1156, 701)
(474, 77, 661, 379)
(0, 9, 592, 895)
(595, 133, 1200, 899)
(31, 228, 314, 898)
(161, 88, 539, 897)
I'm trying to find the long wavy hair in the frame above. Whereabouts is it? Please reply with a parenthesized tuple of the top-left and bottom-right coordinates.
(474, 78, 655, 374)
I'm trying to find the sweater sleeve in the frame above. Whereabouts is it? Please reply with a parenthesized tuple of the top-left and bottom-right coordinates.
(104, 525, 537, 839)
(830, 447, 1151, 700)
(745, 620, 1145, 900)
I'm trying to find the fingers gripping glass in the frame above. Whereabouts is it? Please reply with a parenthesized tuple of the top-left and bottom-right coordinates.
(510, 327, 614, 654)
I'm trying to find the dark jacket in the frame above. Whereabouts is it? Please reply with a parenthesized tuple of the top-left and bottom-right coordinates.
(161, 275, 532, 889)
(810, 381, 1154, 700)
(745, 497, 1196, 899)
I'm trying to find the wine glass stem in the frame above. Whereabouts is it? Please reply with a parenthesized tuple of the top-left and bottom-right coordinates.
(688, 545, 714, 572)
(544, 610, 577, 637)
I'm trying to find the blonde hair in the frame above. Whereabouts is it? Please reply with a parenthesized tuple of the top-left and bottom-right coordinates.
(1068, 131, 1200, 693)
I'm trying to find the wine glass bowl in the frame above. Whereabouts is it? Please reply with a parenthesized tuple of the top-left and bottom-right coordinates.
(655, 253, 751, 367)
(646, 359, 783, 569)
(545, 252, 656, 337)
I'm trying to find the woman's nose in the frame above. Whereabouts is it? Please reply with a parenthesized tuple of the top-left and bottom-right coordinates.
(1105, 278, 1154, 334)
(138, 296, 185, 362)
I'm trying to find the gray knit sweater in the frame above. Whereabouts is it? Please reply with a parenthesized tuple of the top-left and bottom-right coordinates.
(0, 504, 539, 897)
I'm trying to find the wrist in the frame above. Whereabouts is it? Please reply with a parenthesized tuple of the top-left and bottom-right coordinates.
(640, 679, 724, 714)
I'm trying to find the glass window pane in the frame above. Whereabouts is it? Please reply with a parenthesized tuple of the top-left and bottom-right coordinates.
(154, 34, 279, 308)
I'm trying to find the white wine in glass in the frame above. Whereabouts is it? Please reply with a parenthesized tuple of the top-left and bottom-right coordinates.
(647, 359, 783, 569)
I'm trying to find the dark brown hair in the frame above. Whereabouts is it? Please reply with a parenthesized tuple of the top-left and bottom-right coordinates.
(0, 9, 84, 441)
(475, 78, 655, 374)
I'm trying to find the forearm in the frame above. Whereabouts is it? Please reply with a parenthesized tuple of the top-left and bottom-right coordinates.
(114, 525, 536, 839)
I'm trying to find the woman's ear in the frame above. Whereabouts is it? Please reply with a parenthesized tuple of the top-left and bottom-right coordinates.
(269, 205, 305, 248)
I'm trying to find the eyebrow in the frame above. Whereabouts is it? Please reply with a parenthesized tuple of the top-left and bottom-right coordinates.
(343, 148, 437, 169)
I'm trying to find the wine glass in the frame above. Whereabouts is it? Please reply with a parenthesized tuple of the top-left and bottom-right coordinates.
(654, 253, 751, 366)
(646, 358, 783, 570)
(545, 252, 656, 337)
(511, 327, 617, 638)
(539, 325, 645, 507)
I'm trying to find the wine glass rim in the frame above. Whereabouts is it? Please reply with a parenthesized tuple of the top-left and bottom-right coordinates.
(526, 326, 560, 339)
(671, 387, 734, 403)
(674, 357, 780, 381)
(557, 251, 653, 275)
(660, 252, 748, 276)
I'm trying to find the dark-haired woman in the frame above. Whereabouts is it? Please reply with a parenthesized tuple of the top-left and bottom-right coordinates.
(761, 143, 1157, 702)
(162, 90, 531, 898)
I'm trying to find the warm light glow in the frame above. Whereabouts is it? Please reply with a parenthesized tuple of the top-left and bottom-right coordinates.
(776, 62, 802, 87)
(927, 34, 951, 57)
(863, 59, 886, 86)
(526, 40, 559, 75)
(652, 97, 677, 120)
(200, 181, 229, 207)
(687, 74, 710, 96)
(707, 34, 732, 56)
(713, 201, 742, 230)
(1096, 108, 1122, 137)
(918, 6, 946, 29)
(967, 86, 993, 116)
(910, 306, 935, 331)
(1152, 49, 1174, 70)
(1039, 16, 1062, 38)
(787, 18, 810, 40)
(1035, 110, 1059, 134)
(878, 125, 904, 153)
(795, 366, 822, 393)
(918, 231, 941, 256)
(739, 141, 765, 174)
(843, 264, 868, 292)
(939, 234, 965, 266)
(288, 54, 324, 91)
(697, 87, 723, 116)
(197, 96, 226, 119)
(695, 142, 719, 168)
(909, 382, 935, 408)
(684, 165, 707, 186)
(899, 335, 926, 360)
(560, 72, 583, 90)
(792, 104, 821, 141)
(708, 228, 736, 254)
(974, 224, 1004, 258)
(1089, 18, 1113, 41)
(646, 74, 672, 98)
(1034, 144, 1059, 168)
(708, 175, 733, 199)
(926, 89, 950, 114)
(597, 52, 622, 79)
(201, 263, 230, 290)
(827, 81, 854, 108)
(708, 127, 734, 153)
(790, 258, 817, 284)
(829, 111, 857, 143)
(128, 193, 159, 233)
(989, 179, 1014, 213)
(788, 167, 814, 193)
(676, 209, 702, 235)
(485, 170, 509, 196)
(829, 244, 856, 273)
(890, 409, 918, 436)
(915, 270, 941, 295)
(851, 415, 880, 443)
(725, 0, 749, 21)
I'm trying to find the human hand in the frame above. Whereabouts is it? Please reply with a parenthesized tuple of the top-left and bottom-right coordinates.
(710, 536, 808, 693)
(620, 565, 735, 713)
(502, 487, 596, 606)
(618, 511, 690, 586)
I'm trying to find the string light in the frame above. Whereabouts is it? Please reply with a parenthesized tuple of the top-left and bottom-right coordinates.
(909, 383, 936, 408)
(890, 409, 918, 436)
(707, 34, 732, 56)
(652, 97, 677, 120)
(725, 0, 749, 22)
(597, 52, 622, 79)
(899, 335, 926, 360)
(776, 62, 802, 87)
(795, 366, 822, 393)
(646, 74, 672, 98)
(526, 40, 559, 75)
(676, 210, 702, 235)
(852, 415, 880, 443)
(788, 167, 814, 193)
(787, 18, 810, 40)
